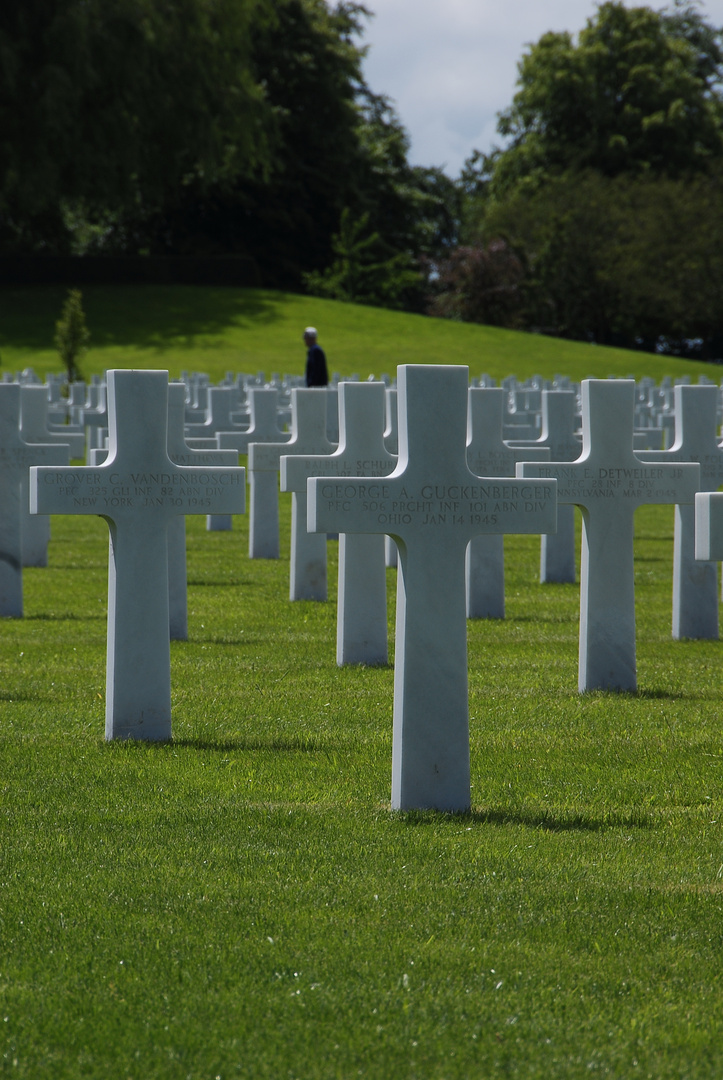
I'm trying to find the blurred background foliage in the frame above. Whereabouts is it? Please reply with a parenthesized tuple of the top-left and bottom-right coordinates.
(3, 1, 723, 356)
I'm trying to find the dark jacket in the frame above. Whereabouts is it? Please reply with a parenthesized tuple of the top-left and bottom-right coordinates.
(305, 343, 329, 387)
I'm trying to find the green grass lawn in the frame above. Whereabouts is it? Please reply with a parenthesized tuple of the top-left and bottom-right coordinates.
(1, 493, 722, 1078)
(1, 283, 722, 384)
(1, 288, 722, 1075)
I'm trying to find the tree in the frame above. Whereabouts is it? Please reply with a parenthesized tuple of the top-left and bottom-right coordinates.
(603, 168, 723, 353)
(127, 7, 459, 301)
(303, 208, 421, 308)
(428, 240, 526, 327)
(350, 91, 461, 267)
(486, 1, 723, 196)
(323, 90, 463, 306)
(440, 2, 723, 350)
(473, 168, 723, 353)
(0, 0, 459, 311)
(0, 0, 270, 253)
(54, 289, 90, 383)
(112, 0, 370, 281)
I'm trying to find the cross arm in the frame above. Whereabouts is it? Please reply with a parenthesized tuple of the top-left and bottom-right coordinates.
(518, 460, 700, 508)
(30, 465, 246, 517)
(281, 452, 396, 493)
(308, 474, 558, 539)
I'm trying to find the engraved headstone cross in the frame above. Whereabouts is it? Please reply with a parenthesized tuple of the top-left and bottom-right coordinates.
(309, 365, 556, 812)
(31, 370, 245, 740)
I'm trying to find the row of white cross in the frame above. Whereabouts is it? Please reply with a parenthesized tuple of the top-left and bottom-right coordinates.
(16, 363, 716, 450)
(4, 366, 723, 812)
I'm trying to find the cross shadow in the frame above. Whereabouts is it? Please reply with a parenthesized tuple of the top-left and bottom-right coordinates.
(575, 687, 694, 701)
(635, 687, 692, 701)
(186, 578, 250, 588)
(112, 736, 329, 753)
(45, 564, 107, 572)
(0, 690, 47, 703)
(183, 636, 262, 647)
(26, 612, 106, 622)
(396, 806, 653, 832)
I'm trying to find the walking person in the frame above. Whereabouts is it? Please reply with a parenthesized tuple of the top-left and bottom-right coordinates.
(303, 327, 329, 387)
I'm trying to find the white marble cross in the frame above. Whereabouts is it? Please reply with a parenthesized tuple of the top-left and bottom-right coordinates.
(86, 383, 233, 639)
(166, 384, 240, 640)
(217, 387, 289, 455)
(184, 375, 210, 423)
(282, 381, 396, 662)
(81, 381, 108, 463)
(183, 386, 247, 533)
(466, 388, 549, 618)
(20, 385, 86, 457)
(248, 389, 335, 562)
(325, 387, 340, 444)
(0, 385, 68, 615)
(275, 389, 340, 601)
(19, 385, 80, 567)
(518, 380, 699, 692)
(509, 390, 581, 584)
(185, 386, 247, 439)
(639, 384, 723, 639)
(30, 370, 245, 741)
(384, 387, 399, 568)
(308, 365, 557, 812)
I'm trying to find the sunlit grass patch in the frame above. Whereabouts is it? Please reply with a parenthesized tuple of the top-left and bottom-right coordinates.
(1, 499, 722, 1077)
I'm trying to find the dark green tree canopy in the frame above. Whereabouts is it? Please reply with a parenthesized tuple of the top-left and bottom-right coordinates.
(125, 1, 373, 279)
(432, 3, 723, 352)
(110, 3, 459, 295)
(474, 166, 723, 354)
(0, 0, 462, 303)
(488, 1, 723, 194)
(0, 0, 268, 248)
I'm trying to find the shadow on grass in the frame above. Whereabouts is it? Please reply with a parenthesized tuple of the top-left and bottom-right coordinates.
(26, 612, 106, 622)
(0, 690, 48, 703)
(109, 736, 328, 753)
(397, 806, 653, 831)
(180, 637, 263, 648)
(576, 687, 695, 701)
(186, 578, 250, 588)
(635, 687, 693, 700)
(0, 285, 287, 352)
(44, 565, 108, 574)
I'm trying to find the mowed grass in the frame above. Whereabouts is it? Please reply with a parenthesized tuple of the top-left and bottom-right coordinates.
(1, 283, 722, 384)
(1, 493, 723, 1079)
(0, 285, 722, 1074)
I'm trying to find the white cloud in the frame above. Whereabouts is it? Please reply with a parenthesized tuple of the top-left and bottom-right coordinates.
(360, 0, 723, 174)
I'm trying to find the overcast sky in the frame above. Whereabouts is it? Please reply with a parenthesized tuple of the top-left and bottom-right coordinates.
(359, 0, 723, 176)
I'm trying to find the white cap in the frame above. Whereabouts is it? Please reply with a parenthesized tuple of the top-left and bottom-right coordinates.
(304, 326, 317, 336)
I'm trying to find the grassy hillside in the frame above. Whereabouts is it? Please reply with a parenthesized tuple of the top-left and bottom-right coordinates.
(0, 284, 720, 384)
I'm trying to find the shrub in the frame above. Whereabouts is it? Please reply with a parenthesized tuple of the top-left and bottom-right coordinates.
(54, 289, 90, 383)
